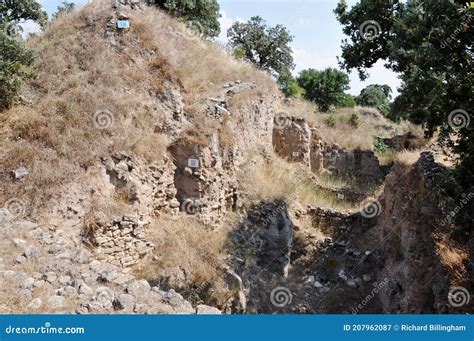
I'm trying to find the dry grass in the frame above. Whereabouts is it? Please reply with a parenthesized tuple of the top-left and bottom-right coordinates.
(435, 236, 469, 283)
(394, 149, 424, 166)
(133, 214, 239, 307)
(239, 152, 359, 211)
(0, 0, 277, 216)
(278, 99, 423, 150)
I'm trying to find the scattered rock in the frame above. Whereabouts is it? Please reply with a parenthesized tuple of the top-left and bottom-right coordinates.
(196, 305, 222, 315)
(126, 279, 151, 297)
(27, 298, 43, 309)
(47, 295, 66, 309)
(20, 277, 35, 290)
(113, 294, 135, 311)
(11, 167, 28, 180)
(14, 255, 27, 264)
(78, 284, 94, 296)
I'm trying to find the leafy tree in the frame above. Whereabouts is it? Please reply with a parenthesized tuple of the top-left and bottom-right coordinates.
(355, 84, 392, 115)
(0, 0, 47, 26)
(148, 0, 220, 38)
(227, 16, 295, 79)
(335, 0, 473, 237)
(341, 93, 356, 108)
(0, 0, 47, 110)
(297, 68, 350, 111)
(278, 74, 305, 98)
(52, 1, 75, 19)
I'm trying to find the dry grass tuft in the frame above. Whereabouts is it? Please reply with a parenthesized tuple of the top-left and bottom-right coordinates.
(239, 152, 359, 211)
(436, 236, 469, 283)
(133, 214, 238, 307)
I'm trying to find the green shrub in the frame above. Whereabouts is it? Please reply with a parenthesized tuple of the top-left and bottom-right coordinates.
(278, 75, 305, 98)
(373, 138, 389, 153)
(341, 94, 356, 108)
(325, 116, 337, 128)
(348, 113, 359, 128)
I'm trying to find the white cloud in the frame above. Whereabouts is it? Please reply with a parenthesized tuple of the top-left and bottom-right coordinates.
(217, 10, 244, 45)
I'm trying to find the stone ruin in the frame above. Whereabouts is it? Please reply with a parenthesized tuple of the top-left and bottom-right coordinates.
(313, 142, 384, 181)
(85, 215, 154, 268)
(272, 116, 384, 182)
(272, 117, 311, 167)
(379, 132, 426, 151)
(101, 152, 180, 217)
(168, 138, 239, 224)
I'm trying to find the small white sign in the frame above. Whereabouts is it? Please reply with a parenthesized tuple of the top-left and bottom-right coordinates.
(188, 158, 199, 168)
(292, 152, 300, 157)
(337, 193, 345, 200)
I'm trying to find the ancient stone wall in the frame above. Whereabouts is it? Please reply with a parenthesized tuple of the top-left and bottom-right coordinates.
(168, 139, 239, 224)
(86, 215, 154, 268)
(272, 116, 384, 181)
(272, 117, 311, 167)
(375, 152, 472, 313)
(101, 152, 180, 217)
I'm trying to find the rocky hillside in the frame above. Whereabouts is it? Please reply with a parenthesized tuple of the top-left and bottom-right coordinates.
(0, 0, 471, 314)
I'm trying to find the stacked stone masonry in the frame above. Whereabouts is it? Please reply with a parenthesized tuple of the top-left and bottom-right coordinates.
(90, 216, 154, 268)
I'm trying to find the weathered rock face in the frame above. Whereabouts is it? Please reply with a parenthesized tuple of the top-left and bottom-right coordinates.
(375, 152, 471, 313)
(380, 132, 426, 151)
(168, 140, 239, 224)
(272, 116, 383, 182)
(84, 215, 154, 267)
(101, 152, 179, 217)
(312, 142, 383, 181)
(272, 117, 311, 167)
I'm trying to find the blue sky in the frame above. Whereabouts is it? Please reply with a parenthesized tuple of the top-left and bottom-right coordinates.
(34, 0, 400, 96)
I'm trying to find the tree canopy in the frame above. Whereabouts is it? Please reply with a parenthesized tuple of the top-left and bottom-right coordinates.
(355, 84, 392, 115)
(0, 0, 47, 110)
(227, 16, 295, 80)
(297, 68, 350, 112)
(52, 1, 76, 20)
(0, 0, 47, 27)
(148, 0, 221, 38)
(335, 0, 473, 236)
